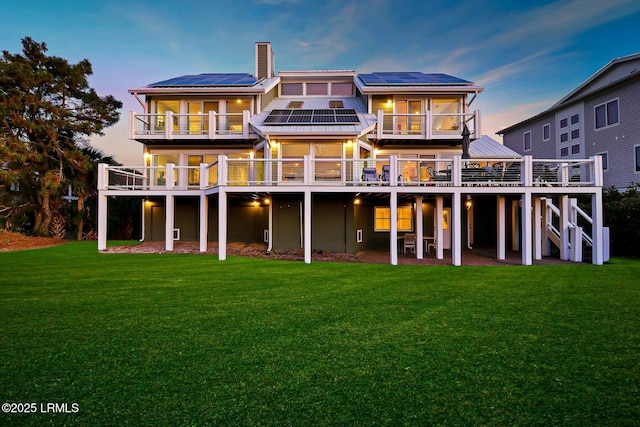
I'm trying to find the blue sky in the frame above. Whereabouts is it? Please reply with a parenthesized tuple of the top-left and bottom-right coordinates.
(3, 0, 640, 165)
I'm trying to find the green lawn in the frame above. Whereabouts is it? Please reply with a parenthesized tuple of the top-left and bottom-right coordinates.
(0, 242, 638, 426)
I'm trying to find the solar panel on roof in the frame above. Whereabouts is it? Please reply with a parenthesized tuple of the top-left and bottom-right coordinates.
(149, 73, 258, 87)
(358, 72, 471, 86)
(263, 109, 359, 125)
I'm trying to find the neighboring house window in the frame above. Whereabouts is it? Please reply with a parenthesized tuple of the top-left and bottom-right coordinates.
(523, 131, 531, 151)
(595, 99, 619, 129)
(596, 152, 609, 171)
(561, 147, 569, 157)
(374, 206, 413, 232)
(635, 145, 640, 172)
(560, 118, 568, 128)
(572, 144, 580, 154)
(543, 123, 550, 141)
(571, 129, 580, 139)
(561, 133, 568, 143)
(571, 114, 579, 125)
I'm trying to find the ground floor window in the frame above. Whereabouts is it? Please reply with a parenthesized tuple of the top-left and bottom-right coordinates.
(374, 206, 413, 232)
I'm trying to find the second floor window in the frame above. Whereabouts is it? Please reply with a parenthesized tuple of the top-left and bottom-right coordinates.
(523, 131, 531, 151)
(595, 99, 619, 129)
(543, 123, 550, 141)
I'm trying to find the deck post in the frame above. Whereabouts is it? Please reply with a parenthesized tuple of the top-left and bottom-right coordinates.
(436, 196, 444, 260)
(559, 195, 570, 260)
(98, 193, 108, 251)
(390, 191, 398, 265)
(496, 196, 506, 260)
(218, 190, 227, 261)
(521, 192, 532, 265)
(304, 190, 312, 264)
(199, 194, 208, 253)
(591, 190, 604, 265)
(416, 196, 423, 259)
(165, 194, 174, 251)
(452, 192, 462, 266)
(533, 196, 542, 260)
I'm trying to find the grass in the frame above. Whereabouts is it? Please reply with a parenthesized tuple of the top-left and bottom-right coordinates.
(0, 242, 638, 426)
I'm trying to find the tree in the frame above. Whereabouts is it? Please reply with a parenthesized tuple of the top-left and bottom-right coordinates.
(0, 37, 121, 236)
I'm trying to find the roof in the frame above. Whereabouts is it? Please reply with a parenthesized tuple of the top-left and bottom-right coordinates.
(359, 72, 471, 86)
(355, 71, 483, 94)
(498, 52, 640, 135)
(469, 136, 521, 158)
(149, 73, 258, 87)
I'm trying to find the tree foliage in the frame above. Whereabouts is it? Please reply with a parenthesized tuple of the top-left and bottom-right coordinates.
(603, 184, 640, 258)
(0, 37, 121, 235)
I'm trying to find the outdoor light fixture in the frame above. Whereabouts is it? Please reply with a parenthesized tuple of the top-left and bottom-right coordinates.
(465, 195, 473, 210)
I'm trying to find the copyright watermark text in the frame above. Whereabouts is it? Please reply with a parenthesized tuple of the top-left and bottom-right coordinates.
(2, 402, 79, 414)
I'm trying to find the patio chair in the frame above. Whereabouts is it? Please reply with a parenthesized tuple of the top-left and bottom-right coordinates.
(403, 233, 416, 254)
(381, 165, 390, 185)
(362, 167, 378, 184)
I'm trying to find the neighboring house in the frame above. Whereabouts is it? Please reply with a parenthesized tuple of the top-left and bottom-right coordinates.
(97, 42, 608, 265)
(499, 52, 640, 190)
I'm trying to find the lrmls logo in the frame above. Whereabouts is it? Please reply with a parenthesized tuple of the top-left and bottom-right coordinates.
(40, 403, 79, 413)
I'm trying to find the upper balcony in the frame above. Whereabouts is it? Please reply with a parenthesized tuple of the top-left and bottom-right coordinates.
(128, 109, 481, 143)
(372, 110, 481, 141)
(128, 110, 258, 142)
(98, 155, 603, 192)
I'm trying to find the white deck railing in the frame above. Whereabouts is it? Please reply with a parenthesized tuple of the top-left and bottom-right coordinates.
(99, 155, 602, 191)
(129, 110, 254, 140)
(374, 110, 481, 140)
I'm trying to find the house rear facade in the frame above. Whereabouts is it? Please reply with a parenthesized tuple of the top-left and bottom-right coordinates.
(97, 42, 608, 265)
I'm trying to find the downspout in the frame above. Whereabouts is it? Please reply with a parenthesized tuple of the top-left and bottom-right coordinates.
(299, 200, 303, 248)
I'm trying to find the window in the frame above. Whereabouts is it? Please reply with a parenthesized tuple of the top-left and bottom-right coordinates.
(635, 146, 640, 172)
(331, 82, 353, 96)
(543, 123, 550, 141)
(571, 129, 580, 139)
(560, 118, 568, 128)
(281, 83, 303, 95)
(560, 133, 568, 143)
(596, 152, 608, 171)
(571, 114, 579, 125)
(307, 83, 328, 95)
(595, 99, 619, 129)
(374, 206, 413, 232)
(560, 147, 569, 157)
(572, 144, 580, 154)
(523, 131, 531, 151)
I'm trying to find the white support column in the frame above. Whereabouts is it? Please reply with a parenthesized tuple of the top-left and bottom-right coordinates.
(390, 191, 398, 265)
(533, 196, 542, 260)
(436, 196, 444, 260)
(416, 196, 423, 259)
(521, 192, 532, 265)
(165, 194, 174, 251)
(218, 191, 227, 261)
(559, 195, 570, 260)
(304, 190, 312, 264)
(165, 111, 173, 140)
(98, 193, 108, 251)
(452, 193, 462, 266)
(542, 198, 550, 256)
(165, 163, 175, 190)
(496, 196, 506, 261)
(199, 194, 208, 253)
(390, 155, 398, 186)
(591, 191, 604, 265)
